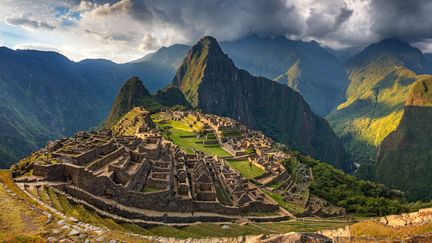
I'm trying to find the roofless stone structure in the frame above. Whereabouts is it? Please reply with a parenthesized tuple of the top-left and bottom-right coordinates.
(14, 108, 292, 225)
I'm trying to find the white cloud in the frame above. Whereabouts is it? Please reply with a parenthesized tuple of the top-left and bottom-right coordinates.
(5, 16, 55, 30)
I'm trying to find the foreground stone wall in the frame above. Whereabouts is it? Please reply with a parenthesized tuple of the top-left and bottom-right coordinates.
(33, 164, 66, 181)
(319, 207, 432, 241)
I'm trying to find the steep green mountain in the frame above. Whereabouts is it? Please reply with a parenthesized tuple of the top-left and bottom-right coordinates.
(374, 77, 432, 200)
(103, 77, 159, 128)
(104, 77, 189, 128)
(173, 36, 353, 172)
(327, 38, 432, 164)
(0, 47, 174, 168)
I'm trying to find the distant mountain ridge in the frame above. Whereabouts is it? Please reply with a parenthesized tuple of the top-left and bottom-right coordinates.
(173, 36, 353, 172)
(0, 47, 176, 168)
(327, 38, 432, 164)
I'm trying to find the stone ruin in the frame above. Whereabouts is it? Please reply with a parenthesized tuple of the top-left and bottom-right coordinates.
(164, 111, 344, 217)
(14, 109, 286, 225)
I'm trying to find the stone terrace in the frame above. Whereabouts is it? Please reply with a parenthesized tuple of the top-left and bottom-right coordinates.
(15, 108, 287, 225)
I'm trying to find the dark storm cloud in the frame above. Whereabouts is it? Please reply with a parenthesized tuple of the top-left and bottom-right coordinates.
(370, 0, 432, 41)
(127, 0, 307, 41)
(305, 4, 353, 38)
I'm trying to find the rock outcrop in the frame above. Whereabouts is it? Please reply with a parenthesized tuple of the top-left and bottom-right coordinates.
(173, 36, 353, 172)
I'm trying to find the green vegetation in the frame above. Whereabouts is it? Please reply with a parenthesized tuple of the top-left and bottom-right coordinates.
(226, 159, 265, 179)
(265, 191, 305, 214)
(327, 39, 432, 165)
(104, 77, 190, 130)
(0, 171, 50, 241)
(152, 114, 231, 157)
(123, 219, 353, 239)
(327, 68, 417, 164)
(104, 77, 160, 128)
(298, 153, 408, 216)
(142, 187, 161, 193)
(374, 78, 432, 200)
(173, 37, 212, 107)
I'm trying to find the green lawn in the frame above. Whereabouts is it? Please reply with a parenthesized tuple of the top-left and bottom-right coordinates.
(226, 160, 265, 179)
(153, 116, 231, 157)
(167, 128, 231, 156)
(265, 191, 305, 214)
(268, 180, 284, 189)
(142, 187, 161, 193)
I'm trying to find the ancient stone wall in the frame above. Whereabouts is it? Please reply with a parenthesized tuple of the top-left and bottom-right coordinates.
(87, 147, 125, 171)
(193, 201, 239, 215)
(33, 164, 66, 181)
(125, 160, 151, 190)
(239, 201, 279, 213)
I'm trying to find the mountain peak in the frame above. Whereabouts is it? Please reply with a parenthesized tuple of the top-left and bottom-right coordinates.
(104, 76, 154, 128)
(194, 36, 224, 56)
(173, 36, 235, 107)
(123, 76, 148, 92)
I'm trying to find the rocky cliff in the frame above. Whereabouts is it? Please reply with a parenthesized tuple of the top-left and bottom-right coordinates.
(173, 36, 353, 172)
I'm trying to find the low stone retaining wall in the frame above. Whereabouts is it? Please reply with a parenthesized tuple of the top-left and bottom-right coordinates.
(381, 208, 432, 227)
(319, 207, 432, 241)
(57, 184, 239, 224)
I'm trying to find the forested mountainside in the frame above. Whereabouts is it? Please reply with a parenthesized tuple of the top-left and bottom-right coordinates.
(373, 77, 432, 200)
(327, 38, 432, 165)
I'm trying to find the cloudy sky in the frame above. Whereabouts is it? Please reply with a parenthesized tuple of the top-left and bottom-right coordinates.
(1, 0, 431, 63)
